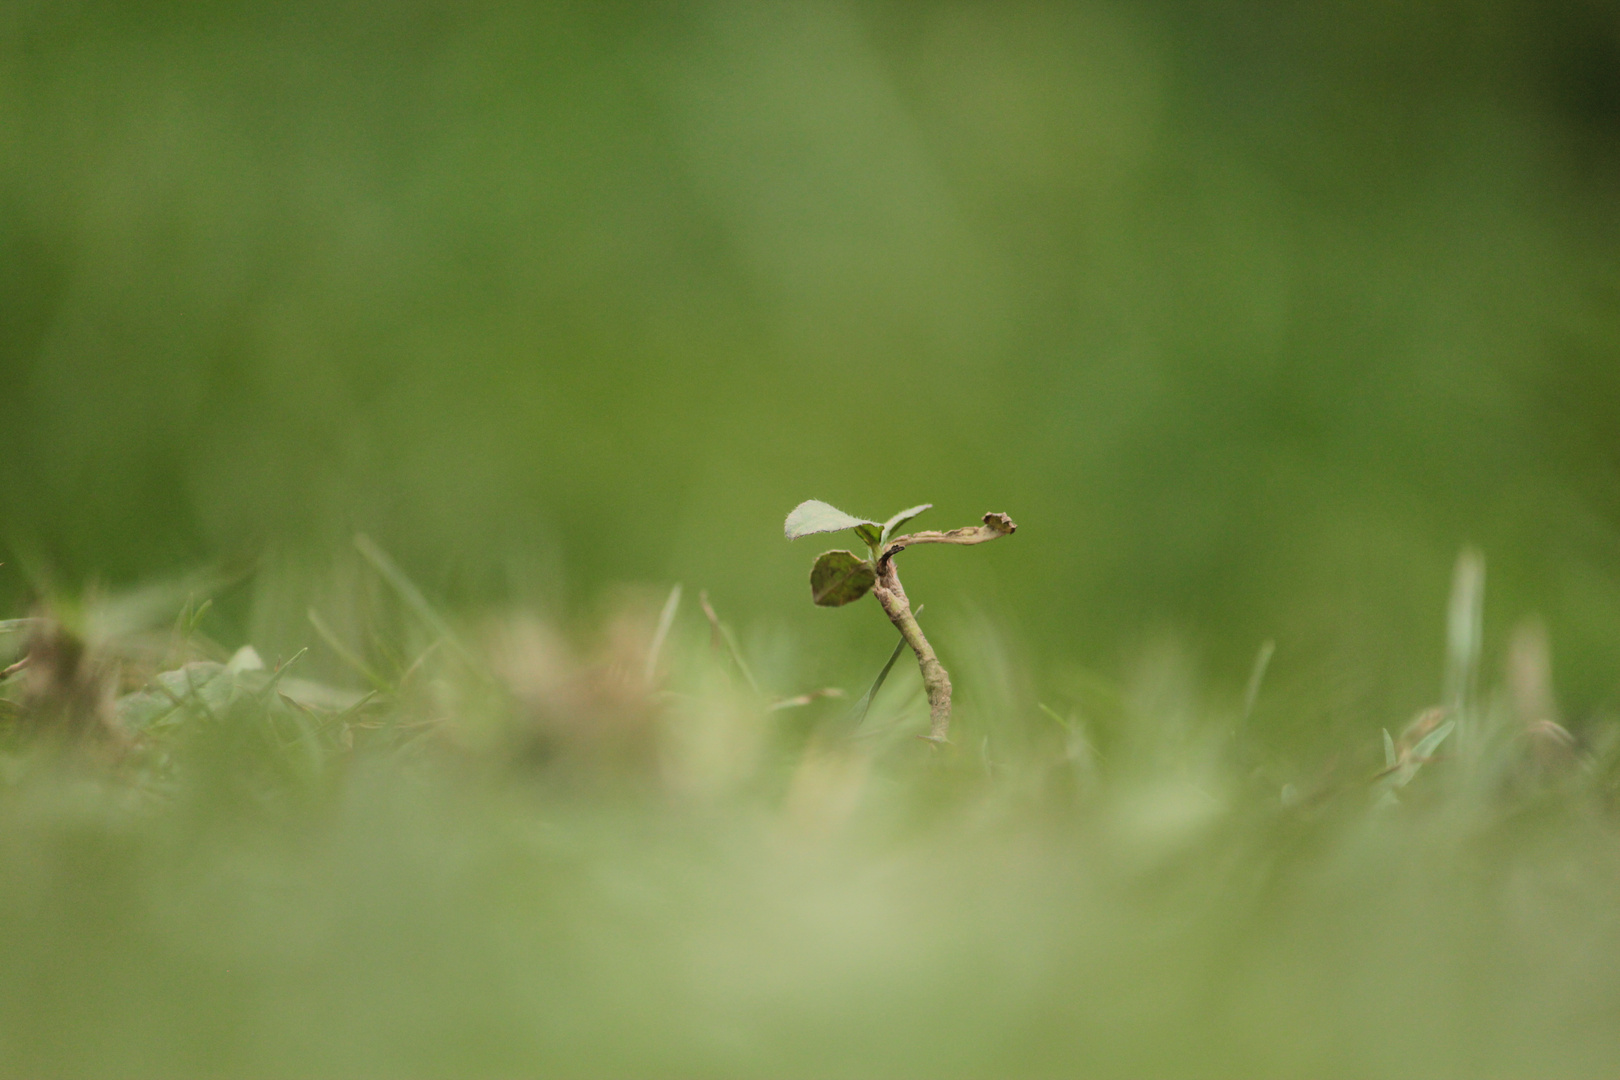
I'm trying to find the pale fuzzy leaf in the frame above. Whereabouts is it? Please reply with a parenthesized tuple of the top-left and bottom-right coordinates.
(785, 500, 880, 541)
(810, 550, 877, 607)
(880, 503, 933, 545)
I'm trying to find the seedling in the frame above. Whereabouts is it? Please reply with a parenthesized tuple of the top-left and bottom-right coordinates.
(784, 500, 1016, 744)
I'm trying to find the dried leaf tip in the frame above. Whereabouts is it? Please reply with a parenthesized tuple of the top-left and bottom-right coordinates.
(982, 512, 1016, 534)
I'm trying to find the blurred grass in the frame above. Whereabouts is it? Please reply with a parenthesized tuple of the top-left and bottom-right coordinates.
(2, 550, 1620, 1077)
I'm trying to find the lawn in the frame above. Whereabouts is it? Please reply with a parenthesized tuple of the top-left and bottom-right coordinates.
(1, 541, 1616, 1078)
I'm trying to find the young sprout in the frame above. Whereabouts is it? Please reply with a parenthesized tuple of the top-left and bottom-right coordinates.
(784, 500, 1016, 744)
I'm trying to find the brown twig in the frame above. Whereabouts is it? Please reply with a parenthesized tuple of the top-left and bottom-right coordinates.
(872, 513, 1017, 744)
(878, 512, 1016, 568)
(870, 561, 951, 743)
(0, 654, 29, 681)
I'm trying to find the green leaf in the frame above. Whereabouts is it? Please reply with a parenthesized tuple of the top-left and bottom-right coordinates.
(879, 503, 933, 545)
(785, 500, 879, 542)
(810, 550, 877, 607)
(853, 523, 882, 548)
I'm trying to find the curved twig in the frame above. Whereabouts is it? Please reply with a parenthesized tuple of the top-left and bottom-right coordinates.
(879, 513, 1016, 568)
(871, 513, 1017, 744)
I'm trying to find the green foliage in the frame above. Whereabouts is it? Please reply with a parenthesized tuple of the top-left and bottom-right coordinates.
(880, 503, 932, 546)
(786, 499, 930, 608)
(809, 549, 878, 607)
(783, 500, 881, 543)
(784, 501, 935, 553)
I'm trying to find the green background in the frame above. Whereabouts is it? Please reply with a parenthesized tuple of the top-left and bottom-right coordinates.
(5, 0, 1620, 740)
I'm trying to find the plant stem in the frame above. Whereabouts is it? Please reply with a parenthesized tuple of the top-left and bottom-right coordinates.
(871, 560, 953, 744)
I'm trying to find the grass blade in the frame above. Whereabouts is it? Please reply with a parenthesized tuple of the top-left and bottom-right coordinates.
(1241, 639, 1275, 726)
(698, 590, 761, 696)
(1444, 548, 1485, 736)
(847, 606, 923, 732)
(308, 608, 392, 694)
(768, 688, 845, 712)
(1411, 718, 1456, 764)
(644, 583, 682, 685)
(353, 534, 475, 667)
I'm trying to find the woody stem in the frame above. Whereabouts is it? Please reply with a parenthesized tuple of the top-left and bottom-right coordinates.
(871, 558, 952, 744)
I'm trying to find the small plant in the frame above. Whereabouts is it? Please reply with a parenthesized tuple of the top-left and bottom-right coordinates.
(784, 500, 1016, 744)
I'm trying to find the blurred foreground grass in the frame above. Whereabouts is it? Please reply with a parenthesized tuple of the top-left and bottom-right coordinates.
(2, 546, 1619, 1079)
